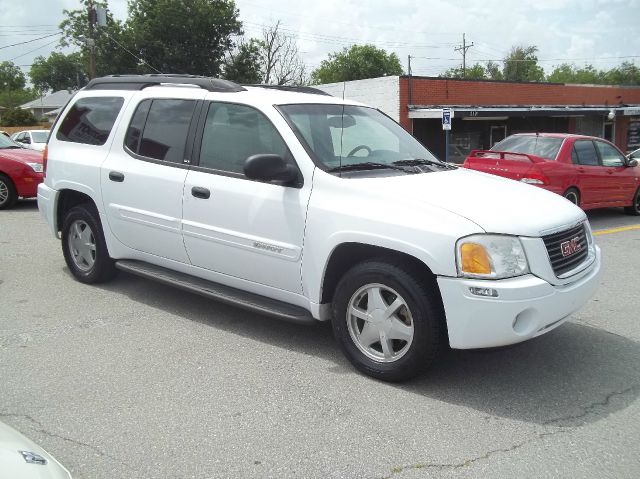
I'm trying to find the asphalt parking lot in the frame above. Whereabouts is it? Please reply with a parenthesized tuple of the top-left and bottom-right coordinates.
(1, 200, 639, 479)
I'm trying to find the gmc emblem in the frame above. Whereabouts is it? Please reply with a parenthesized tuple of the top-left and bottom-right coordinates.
(560, 237, 582, 257)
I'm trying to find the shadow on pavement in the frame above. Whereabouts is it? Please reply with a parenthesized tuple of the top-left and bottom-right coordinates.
(96, 271, 640, 428)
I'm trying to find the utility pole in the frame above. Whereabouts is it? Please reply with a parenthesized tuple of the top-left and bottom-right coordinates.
(454, 33, 474, 78)
(87, 0, 97, 79)
(407, 54, 412, 107)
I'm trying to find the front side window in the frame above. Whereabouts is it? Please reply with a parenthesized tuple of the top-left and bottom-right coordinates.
(490, 135, 564, 160)
(57, 97, 124, 146)
(199, 102, 288, 174)
(573, 140, 599, 166)
(124, 99, 196, 163)
(595, 141, 625, 167)
(279, 104, 442, 171)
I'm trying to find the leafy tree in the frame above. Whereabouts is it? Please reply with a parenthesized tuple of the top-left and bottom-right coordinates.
(0, 61, 26, 91)
(29, 52, 88, 92)
(0, 107, 38, 127)
(503, 46, 544, 82)
(485, 61, 503, 80)
(0, 89, 38, 109)
(127, 0, 242, 76)
(60, 0, 139, 76)
(547, 63, 602, 84)
(441, 63, 487, 80)
(311, 44, 403, 84)
(603, 61, 640, 86)
(259, 21, 306, 85)
(223, 39, 262, 84)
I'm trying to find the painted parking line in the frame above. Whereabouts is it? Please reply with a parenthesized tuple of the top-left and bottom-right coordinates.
(593, 224, 640, 236)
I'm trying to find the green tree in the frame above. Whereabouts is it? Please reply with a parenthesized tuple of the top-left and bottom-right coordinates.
(60, 0, 139, 76)
(503, 45, 544, 82)
(0, 107, 38, 127)
(547, 63, 602, 84)
(311, 44, 403, 84)
(0, 89, 38, 109)
(441, 63, 487, 80)
(603, 61, 640, 85)
(485, 61, 503, 80)
(29, 52, 88, 92)
(127, 0, 242, 76)
(223, 39, 262, 84)
(0, 61, 26, 91)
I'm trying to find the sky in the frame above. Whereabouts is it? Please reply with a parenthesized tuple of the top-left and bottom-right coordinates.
(1, 0, 639, 81)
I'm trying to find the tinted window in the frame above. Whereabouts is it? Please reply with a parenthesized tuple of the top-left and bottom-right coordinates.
(490, 135, 564, 160)
(124, 100, 151, 152)
(57, 97, 124, 145)
(199, 103, 288, 174)
(573, 140, 599, 166)
(595, 141, 625, 167)
(136, 99, 196, 163)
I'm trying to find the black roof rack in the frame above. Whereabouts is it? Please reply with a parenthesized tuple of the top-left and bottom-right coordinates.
(245, 84, 332, 96)
(84, 74, 246, 92)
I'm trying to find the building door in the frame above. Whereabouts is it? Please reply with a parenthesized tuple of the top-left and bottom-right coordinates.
(603, 122, 614, 142)
(490, 125, 506, 147)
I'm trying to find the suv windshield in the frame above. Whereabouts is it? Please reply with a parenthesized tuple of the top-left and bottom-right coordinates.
(491, 135, 564, 160)
(279, 104, 444, 171)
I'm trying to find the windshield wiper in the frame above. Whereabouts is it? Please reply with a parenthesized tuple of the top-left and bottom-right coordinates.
(327, 162, 416, 173)
(393, 158, 457, 170)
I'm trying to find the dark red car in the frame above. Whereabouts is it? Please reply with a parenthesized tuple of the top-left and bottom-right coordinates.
(0, 134, 44, 209)
(463, 133, 640, 215)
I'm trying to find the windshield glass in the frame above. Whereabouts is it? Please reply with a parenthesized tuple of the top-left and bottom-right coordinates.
(491, 135, 564, 160)
(31, 131, 49, 143)
(0, 134, 20, 149)
(279, 104, 442, 170)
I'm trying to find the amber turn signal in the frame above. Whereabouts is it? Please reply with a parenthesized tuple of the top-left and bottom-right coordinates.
(460, 242, 492, 275)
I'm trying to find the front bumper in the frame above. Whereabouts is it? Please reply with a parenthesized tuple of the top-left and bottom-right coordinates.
(438, 245, 601, 349)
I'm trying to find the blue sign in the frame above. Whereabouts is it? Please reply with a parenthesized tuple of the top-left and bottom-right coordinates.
(442, 108, 451, 130)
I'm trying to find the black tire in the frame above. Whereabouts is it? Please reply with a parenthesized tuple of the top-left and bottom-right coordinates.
(0, 173, 18, 210)
(331, 259, 444, 382)
(61, 203, 117, 284)
(563, 187, 580, 206)
(624, 188, 640, 216)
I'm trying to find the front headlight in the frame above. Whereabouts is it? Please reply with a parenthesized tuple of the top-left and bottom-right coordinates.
(26, 162, 43, 173)
(456, 234, 529, 279)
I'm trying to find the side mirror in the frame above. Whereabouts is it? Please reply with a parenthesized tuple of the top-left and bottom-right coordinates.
(628, 158, 638, 167)
(244, 154, 299, 186)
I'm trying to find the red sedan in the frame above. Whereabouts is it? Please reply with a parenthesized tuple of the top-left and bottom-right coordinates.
(0, 134, 44, 209)
(463, 133, 640, 215)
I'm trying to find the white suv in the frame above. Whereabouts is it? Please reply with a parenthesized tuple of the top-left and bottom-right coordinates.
(37, 75, 601, 381)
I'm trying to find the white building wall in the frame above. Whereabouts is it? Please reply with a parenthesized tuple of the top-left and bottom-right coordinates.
(315, 76, 400, 122)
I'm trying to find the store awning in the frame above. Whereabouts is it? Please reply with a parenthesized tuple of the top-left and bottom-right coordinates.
(408, 105, 638, 120)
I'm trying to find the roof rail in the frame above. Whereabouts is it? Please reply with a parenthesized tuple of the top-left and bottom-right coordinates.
(84, 74, 246, 92)
(245, 84, 332, 96)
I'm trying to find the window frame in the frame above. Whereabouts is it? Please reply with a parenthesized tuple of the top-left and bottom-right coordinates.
(191, 100, 303, 187)
(122, 98, 204, 170)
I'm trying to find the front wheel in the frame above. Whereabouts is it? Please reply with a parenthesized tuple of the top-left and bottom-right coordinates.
(624, 188, 640, 216)
(61, 204, 117, 283)
(332, 260, 444, 382)
(563, 187, 580, 206)
(0, 174, 17, 210)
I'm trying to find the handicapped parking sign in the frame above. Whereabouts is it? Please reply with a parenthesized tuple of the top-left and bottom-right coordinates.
(442, 108, 451, 130)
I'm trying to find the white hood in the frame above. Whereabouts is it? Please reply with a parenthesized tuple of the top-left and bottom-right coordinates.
(355, 167, 586, 237)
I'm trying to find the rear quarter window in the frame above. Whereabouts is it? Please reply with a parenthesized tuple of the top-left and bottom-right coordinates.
(56, 96, 124, 146)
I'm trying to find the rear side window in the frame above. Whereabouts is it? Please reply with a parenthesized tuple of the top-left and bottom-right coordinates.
(573, 140, 599, 166)
(57, 97, 124, 145)
(125, 99, 196, 163)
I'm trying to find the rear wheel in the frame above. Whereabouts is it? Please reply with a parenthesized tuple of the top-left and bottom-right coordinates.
(0, 174, 17, 210)
(563, 187, 580, 206)
(331, 259, 444, 382)
(624, 188, 640, 216)
(61, 204, 117, 283)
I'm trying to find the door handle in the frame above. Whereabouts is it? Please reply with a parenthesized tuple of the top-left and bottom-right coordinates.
(109, 171, 125, 182)
(577, 167, 585, 173)
(191, 186, 210, 199)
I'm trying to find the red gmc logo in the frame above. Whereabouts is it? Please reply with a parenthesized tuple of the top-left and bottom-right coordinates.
(560, 237, 582, 257)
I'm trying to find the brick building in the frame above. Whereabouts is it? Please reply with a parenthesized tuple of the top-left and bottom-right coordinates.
(317, 76, 640, 163)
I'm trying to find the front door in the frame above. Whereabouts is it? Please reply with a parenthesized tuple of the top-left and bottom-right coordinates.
(101, 94, 204, 262)
(594, 140, 636, 204)
(182, 101, 310, 293)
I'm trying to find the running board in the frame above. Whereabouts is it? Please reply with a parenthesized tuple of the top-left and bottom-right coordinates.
(114, 260, 315, 324)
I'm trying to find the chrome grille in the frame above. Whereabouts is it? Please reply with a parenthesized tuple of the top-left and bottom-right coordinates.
(542, 224, 589, 276)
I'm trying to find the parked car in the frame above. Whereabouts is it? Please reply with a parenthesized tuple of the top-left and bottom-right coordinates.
(38, 75, 601, 381)
(628, 147, 640, 160)
(463, 133, 640, 215)
(0, 134, 44, 209)
(0, 421, 72, 478)
(11, 129, 49, 151)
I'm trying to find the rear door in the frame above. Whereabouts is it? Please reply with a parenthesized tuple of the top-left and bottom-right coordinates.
(101, 91, 205, 262)
(572, 140, 604, 207)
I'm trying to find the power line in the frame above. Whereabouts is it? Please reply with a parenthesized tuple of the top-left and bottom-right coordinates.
(0, 32, 61, 50)
(10, 39, 60, 61)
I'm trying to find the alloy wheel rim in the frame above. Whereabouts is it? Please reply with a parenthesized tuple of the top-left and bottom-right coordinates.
(68, 220, 96, 272)
(346, 283, 414, 363)
(0, 180, 8, 204)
